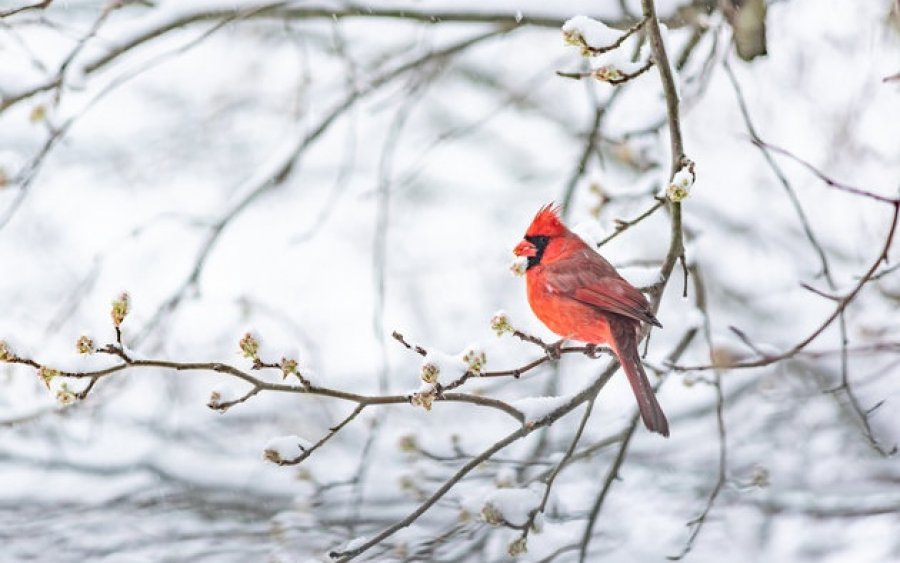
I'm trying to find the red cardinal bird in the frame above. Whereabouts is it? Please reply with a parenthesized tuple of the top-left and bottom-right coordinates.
(513, 204, 669, 437)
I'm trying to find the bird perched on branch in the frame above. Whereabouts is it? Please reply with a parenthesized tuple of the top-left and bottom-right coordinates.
(513, 204, 669, 436)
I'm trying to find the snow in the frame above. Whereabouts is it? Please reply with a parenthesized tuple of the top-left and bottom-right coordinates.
(511, 396, 571, 423)
(343, 536, 368, 551)
(416, 381, 436, 395)
(481, 487, 541, 527)
(562, 15, 623, 51)
(207, 385, 245, 406)
(666, 165, 695, 202)
(421, 349, 468, 382)
(571, 220, 603, 247)
(590, 49, 649, 76)
(1, 0, 898, 560)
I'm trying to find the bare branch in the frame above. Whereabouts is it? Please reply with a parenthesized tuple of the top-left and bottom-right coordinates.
(0, 0, 52, 19)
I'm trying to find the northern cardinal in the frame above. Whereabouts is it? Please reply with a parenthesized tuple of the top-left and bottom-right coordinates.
(513, 204, 669, 437)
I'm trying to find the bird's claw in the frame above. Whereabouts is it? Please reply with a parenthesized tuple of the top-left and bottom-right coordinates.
(584, 344, 610, 359)
(545, 340, 564, 360)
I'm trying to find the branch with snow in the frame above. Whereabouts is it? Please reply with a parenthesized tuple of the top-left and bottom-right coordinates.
(557, 15, 653, 85)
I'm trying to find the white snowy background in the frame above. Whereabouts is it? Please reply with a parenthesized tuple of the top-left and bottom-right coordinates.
(1, 0, 898, 561)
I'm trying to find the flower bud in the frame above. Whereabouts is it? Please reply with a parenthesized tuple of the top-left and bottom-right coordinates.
(420, 361, 439, 384)
(490, 311, 513, 337)
(462, 346, 486, 375)
(510, 256, 528, 277)
(666, 163, 696, 203)
(56, 383, 76, 406)
(0, 340, 12, 362)
(508, 537, 528, 557)
(239, 332, 259, 360)
(481, 503, 504, 526)
(280, 357, 298, 379)
(76, 335, 94, 355)
(593, 65, 624, 82)
(398, 434, 418, 453)
(29, 104, 46, 124)
(39, 366, 60, 388)
(750, 465, 770, 488)
(110, 293, 130, 327)
(410, 387, 435, 411)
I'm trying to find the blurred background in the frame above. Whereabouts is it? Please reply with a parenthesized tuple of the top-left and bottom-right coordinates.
(1, 0, 898, 561)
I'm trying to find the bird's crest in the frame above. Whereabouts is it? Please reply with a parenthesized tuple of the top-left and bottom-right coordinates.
(525, 203, 566, 237)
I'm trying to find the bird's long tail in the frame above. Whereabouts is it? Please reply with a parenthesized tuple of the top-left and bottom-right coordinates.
(610, 321, 669, 437)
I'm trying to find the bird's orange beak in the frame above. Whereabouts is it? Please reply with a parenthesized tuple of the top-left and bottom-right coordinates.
(513, 239, 537, 257)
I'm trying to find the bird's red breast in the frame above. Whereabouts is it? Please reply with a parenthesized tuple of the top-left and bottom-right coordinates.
(513, 203, 668, 436)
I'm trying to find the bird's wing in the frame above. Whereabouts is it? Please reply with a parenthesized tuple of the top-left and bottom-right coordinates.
(544, 250, 662, 327)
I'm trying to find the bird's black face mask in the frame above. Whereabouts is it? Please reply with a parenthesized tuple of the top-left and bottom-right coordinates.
(524, 235, 550, 269)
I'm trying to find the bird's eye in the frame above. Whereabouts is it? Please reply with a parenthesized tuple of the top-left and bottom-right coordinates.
(525, 235, 550, 252)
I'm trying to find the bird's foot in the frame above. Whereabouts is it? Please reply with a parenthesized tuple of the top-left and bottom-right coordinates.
(584, 344, 609, 359)
(545, 339, 564, 360)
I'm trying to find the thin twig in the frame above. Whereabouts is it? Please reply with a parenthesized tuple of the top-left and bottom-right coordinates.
(577, 408, 640, 563)
(0, 0, 51, 18)
(271, 404, 366, 466)
(518, 398, 597, 546)
(596, 199, 665, 248)
(668, 266, 727, 559)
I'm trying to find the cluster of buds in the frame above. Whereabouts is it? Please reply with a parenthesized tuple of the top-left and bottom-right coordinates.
(0, 340, 12, 362)
(462, 346, 486, 375)
(750, 465, 770, 488)
(29, 104, 46, 124)
(110, 292, 130, 328)
(420, 361, 439, 384)
(56, 382, 76, 406)
(711, 345, 738, 370)
(398, 434, 418, 454)
(398, 475, 426, 501)
(480, 502, 505, 526)
(508, 537, 528, 557)
(562, 26, 592, 56)
(666, 160, 696, 203)
(279, 357, 299, 380)
(263, 447, 285, 465)
(588, 181, 609, 217)
(39, 366, 59, 388)
(239, 332, 259, 360)
(76, 335, 94, 355)
(593, 65, 625, 82)
(509, 256, 528, 277)
(207, 390, 229, 412)
(561, 15, 624, 56)
(410, 384, 436, 411)
(490, 311, 513, 337)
